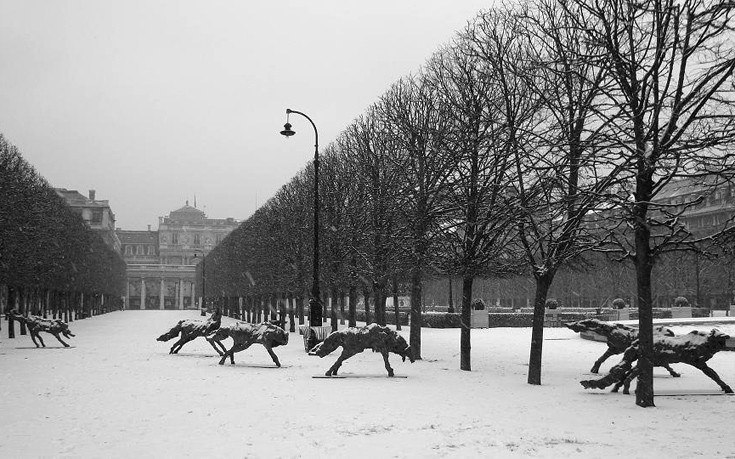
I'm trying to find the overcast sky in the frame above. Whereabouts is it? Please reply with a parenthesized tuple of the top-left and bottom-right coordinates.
(0, 1, 493, 230)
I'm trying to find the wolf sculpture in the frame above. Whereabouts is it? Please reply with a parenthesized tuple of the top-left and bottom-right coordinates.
(157, 309, 222, 354)
(207, 321, 289, 366)
(566, 318, 680, 377)
(6, 310, 75, 348)
(309, 323, 414, 377)
(580, 329, 732, 394)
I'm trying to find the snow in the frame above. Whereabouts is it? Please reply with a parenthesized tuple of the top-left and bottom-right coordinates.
(1, 311, 734, 458)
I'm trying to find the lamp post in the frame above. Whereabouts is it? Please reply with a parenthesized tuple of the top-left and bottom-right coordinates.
(280, 108, 323, 327)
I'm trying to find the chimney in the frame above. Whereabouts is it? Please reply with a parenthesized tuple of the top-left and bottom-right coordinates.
(148, 224, 151, 232)
(89, 189, 96, 201)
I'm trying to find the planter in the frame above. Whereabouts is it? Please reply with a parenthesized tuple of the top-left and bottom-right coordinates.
(470, 310, 489, 328)
(616, 308, 630, 320)
(544, 309, 561, 327)
(671, 306, 692, 318)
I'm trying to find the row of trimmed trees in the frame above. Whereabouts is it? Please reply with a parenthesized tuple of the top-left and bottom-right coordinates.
(0, 134, 127, 337)
(203, 0, 735, 407)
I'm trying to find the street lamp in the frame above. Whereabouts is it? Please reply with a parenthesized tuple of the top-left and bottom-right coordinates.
(280, 108, 323, 328)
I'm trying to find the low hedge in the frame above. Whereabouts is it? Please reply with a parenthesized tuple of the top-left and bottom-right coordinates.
(354, 310, 409, 326)
(488, 313, 533, 327)
(420, 312, 462, 328)
(348, 306, 713, 329)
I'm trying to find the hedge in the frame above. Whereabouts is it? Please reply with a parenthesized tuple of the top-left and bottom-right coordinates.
(401, 307, 713, 329)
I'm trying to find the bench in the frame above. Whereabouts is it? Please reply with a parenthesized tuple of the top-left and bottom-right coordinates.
(301, 325, 333, 352)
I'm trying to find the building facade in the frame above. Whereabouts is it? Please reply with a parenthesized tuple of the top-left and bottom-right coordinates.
(117, 202, 239, 310)
(55, 188, 122, 254)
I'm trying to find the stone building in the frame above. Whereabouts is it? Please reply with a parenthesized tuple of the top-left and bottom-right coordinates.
(55, 188, 121, 254)
(117, 202, 239, 310)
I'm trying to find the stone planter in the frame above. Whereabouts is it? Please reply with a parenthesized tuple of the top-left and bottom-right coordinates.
(671, 306, 692, 318)
(544, 309, 560, 327)
(470, 310, 489, 328)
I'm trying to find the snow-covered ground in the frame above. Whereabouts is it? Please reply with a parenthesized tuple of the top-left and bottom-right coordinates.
(1, 311, 733, 458)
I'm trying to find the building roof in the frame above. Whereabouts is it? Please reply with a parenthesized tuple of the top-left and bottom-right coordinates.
(116, 230, 159, 244)
(55, 188, 110, 208)
(657, 176, 722, 200)
(168, 203, 206, 222)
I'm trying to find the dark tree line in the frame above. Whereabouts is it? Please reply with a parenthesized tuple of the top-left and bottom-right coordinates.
(201, 0, 735, 408)
(0, 134, 127, 336)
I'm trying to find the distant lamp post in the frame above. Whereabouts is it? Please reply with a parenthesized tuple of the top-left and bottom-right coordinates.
(280, 108, 323, 328)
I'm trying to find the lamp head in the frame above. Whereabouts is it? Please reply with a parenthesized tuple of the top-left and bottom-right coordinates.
(280, 122, 295, 137)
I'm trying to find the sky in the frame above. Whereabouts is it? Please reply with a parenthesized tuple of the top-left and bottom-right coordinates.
(0, 1, 494, 230)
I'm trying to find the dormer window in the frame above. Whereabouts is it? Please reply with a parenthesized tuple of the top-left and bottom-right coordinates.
(91, 209, 103, 223)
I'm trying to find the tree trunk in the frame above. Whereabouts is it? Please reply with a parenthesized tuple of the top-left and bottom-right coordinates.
(363, 286, 371, 324)
(278, 294, 287, 330)
(527, 272, 554, 385)
(447, 277, 455, 314)
(271, 295, 278, 322)
(19, 288, 26, 335)
(410, 265, 423, 360)
(392, 276, 401, 331)
(288, 294, 295, 332)
(7, 286, 15, 339)
(348, 285, 357, 327)
(297, 294, 305, 325)
(373, 281, 387, 326)
(330, 288, 338, 332)
(460, 275, 473, 371)
(634, 222, 655, 407)
(63, 291, 69, 323)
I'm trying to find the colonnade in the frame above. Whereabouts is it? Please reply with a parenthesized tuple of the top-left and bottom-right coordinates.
(126, 278, 196, 310)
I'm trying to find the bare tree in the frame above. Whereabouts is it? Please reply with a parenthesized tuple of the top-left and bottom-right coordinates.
(340, 111, 403, 327)
(428, 22, 519, 371)
(375, 74, 456, 360)
(569, 0, 735, 407)
(506, 0, 622, 385)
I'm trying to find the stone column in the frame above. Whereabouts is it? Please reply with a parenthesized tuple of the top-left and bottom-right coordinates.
(160, 278, 165, 310)
(191, 282, 196, 309)
(178, 279, 184, 310)
(141, 279, 147, 310)
(126, 281, 130, 310)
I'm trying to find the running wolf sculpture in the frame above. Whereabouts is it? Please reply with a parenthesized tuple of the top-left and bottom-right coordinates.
(157, 309, 222, 354)
(6, 310, 75, 348)
(207, 321, 289, 366)
(565, 318, 680, 377)
(580, 329, 732, 394)
(309, 323, 414, 377)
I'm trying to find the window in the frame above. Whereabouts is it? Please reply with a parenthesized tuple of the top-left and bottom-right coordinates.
(194, 233, 201, 245)
(91, 209, 103, 223)
(148, 246, 155, 255)
(172, 233, 178, 244)
(136, 245, 143, 255)
(125, 245, 133, 255)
